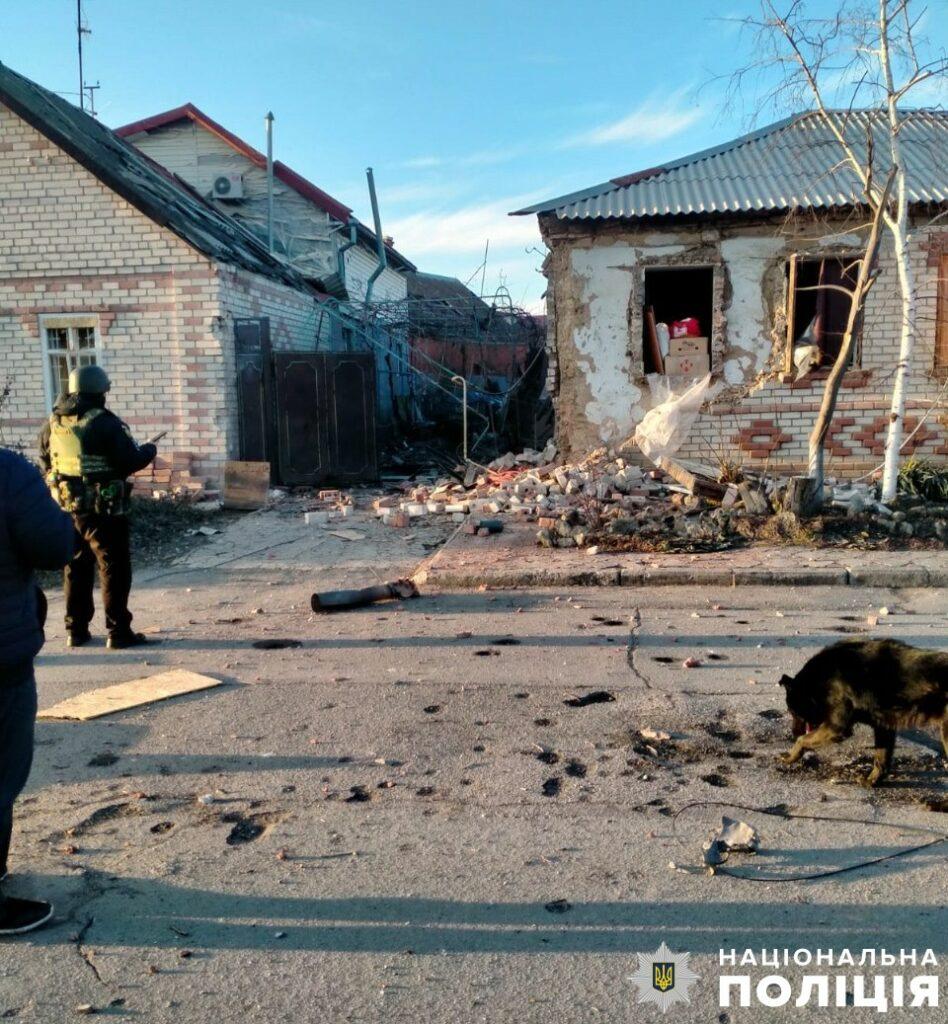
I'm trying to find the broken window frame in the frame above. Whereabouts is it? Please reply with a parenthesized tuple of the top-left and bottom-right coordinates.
(39, 314, 101, 409)
(936, 252, 948, 378)
(784, 253, 864, 377)
(640, 264, 715, 377)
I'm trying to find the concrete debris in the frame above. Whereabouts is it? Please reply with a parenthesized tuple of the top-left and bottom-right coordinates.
(703, 816, 761, 867)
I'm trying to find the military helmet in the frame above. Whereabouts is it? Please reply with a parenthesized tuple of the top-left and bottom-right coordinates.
(68, 364, 111, 395)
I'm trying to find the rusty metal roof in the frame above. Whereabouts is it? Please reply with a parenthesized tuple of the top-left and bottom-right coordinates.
(514, 110, 948, 221)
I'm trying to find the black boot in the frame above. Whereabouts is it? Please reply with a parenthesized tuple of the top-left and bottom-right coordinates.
(66, 630, 92, 648)
(106, 630, 150, 650)
(0, 895, 54, 935)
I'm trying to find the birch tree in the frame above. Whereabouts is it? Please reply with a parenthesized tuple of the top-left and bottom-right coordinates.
(732, 1, 947, 503)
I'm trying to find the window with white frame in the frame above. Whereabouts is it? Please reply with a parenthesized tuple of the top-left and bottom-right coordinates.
(39, 315, 101, 408)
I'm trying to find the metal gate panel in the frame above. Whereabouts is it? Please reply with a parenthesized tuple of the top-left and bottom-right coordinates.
(234, 318, 272, 463)
(326, 353, 378, 482)
(273, 353, 330, 486)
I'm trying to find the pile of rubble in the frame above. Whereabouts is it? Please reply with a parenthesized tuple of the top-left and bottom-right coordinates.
(133, 452, 208, 502)
(366, 441, 947, 552)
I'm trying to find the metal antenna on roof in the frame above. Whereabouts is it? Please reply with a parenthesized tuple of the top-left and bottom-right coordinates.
(76, 0, 98, 117)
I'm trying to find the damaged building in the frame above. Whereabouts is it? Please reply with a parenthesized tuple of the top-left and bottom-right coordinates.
(515, 110, 948, 476)
(0, 62, 392, 490)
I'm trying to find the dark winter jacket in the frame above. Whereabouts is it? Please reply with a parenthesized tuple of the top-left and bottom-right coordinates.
(38, 393, 157, 481)
(0, 448, 75, 686)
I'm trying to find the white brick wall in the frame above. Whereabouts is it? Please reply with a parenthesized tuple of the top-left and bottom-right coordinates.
(0, 101, 327, 488)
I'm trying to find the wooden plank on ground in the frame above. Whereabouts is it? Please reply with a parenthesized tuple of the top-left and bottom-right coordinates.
(38, 670, 223, 721)
(223, 460, 270, 510)
(658, 456, 728, 500)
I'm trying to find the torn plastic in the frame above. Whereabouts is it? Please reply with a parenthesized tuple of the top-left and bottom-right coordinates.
(633, 373, 721, 465)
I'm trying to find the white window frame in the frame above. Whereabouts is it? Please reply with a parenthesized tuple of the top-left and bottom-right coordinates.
(38, 314, 102, 410)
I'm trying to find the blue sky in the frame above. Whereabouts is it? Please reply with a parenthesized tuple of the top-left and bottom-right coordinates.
(4, 1, 947, 309)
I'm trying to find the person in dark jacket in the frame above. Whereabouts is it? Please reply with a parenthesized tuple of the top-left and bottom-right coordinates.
(0, 446, 74, 935)
(38, 365, 157, 649)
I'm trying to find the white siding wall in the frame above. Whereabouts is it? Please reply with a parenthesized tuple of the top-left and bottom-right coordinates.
(128, 121, 338, 279)
(127, 121, 412, 304)
(343, 244, 409, 303)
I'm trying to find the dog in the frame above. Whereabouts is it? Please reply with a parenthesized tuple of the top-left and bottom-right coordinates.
(778, 639, 948, 786)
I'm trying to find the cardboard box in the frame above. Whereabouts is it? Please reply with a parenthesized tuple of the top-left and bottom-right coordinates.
(664, 353, 710, 377)
(668, 336, 708, 358)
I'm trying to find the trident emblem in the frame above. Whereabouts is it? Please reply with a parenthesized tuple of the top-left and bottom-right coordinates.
(653, 962, 675, 992)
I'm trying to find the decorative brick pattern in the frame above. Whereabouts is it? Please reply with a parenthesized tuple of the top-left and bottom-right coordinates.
(824, 416, 856, 457)
(852, 415, 937, 457)
(733, 419, 793, 457)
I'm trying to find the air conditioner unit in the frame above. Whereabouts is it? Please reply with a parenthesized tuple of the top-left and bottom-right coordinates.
(211, 173, 244, 200)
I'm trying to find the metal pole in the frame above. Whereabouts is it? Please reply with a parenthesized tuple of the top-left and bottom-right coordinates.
(77, 0, 84, 111)
(364, 167, 388, 305)
(452, 375, 468, 462)
(265, 112, 274, 253)
(479, 238, 489, 298)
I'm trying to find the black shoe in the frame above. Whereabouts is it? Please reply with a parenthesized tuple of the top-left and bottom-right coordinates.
(106, 631, 150, 650)
(66, 630, 91, 648)
(0, 896, 54, 936)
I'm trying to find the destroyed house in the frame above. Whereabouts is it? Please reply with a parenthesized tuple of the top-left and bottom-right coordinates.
(515, 110, 948, 475)
(0, 63, 384, 491)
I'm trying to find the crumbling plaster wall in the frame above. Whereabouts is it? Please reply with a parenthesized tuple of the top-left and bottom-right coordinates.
(542, 211, 948, 472)
(542, 216, 798, 456)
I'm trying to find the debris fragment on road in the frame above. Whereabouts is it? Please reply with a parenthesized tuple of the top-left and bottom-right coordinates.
(703, 816, 761, 867)
(38, 669, 224, 721)
(310, 579, 419, 612)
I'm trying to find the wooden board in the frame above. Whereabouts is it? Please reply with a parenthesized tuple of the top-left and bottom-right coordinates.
(223, 460, 270, 510)
(658, 456, 728, 500)
(644, 305, 665, 374)
(38, 670, 223, 721)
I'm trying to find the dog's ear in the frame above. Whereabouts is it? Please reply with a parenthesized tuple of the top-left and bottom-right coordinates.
(778, 674, 794, 688)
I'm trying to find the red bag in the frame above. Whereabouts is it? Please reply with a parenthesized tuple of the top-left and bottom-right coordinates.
(670, 317, 700, 338)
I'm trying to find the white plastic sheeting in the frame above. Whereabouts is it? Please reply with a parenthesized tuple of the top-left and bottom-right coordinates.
(633, 373, 721, 464)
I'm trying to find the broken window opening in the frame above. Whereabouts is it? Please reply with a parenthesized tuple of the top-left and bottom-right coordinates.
(641, 267, 713, 376)
(785, 256, 862, 378)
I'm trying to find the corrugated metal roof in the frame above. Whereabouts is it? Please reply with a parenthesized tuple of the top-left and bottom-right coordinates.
(513, 110, 948, 221)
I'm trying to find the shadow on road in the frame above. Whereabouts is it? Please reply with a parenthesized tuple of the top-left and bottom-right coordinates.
(26, 876, 948, 954)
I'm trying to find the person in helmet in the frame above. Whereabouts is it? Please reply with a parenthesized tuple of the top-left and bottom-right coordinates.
(38, 365, 158, 649)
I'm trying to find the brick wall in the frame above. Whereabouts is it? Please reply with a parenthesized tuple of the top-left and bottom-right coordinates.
(0, 102, 325, 491)
(540, 212, 948, 474)
(676, 222, 948, 475)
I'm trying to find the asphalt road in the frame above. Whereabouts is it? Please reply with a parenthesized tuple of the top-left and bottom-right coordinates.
(2, 517, 946, 1023)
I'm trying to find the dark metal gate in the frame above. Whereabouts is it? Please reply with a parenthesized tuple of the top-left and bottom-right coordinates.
(235, 320, 378, 487)
(235, 318, 273, 464)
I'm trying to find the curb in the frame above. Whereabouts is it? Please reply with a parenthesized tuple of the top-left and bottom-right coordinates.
(423, 566, 942, 589)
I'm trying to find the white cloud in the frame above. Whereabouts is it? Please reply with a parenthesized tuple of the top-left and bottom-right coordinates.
(401, 144, 528, 172)
(562, 89, 702, 148)
(385, 194, 542, 257)
(402, 155, 444, 169)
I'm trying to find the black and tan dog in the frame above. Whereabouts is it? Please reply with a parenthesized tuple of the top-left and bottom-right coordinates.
(779, 639, 948, 786)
